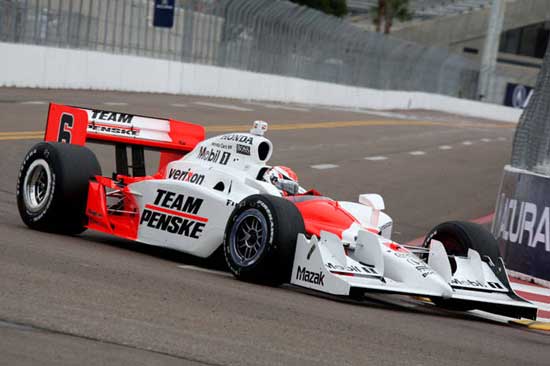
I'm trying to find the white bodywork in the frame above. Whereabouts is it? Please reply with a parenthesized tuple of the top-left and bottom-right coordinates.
(125, 128, 394, 258)
(128, 130, 281, 257)
(119, 124, 536, 319)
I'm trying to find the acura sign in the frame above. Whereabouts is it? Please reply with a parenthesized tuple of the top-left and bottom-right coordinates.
(493, 165, 550, 281)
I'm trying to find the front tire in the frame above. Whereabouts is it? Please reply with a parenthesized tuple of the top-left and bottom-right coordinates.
(422, 221, 503, 310)
(223, 194, 305, 285)
(16, 142, 101, 234)
(422, 221, 501, 263)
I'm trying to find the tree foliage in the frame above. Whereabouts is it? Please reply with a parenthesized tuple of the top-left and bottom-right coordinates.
(372, 0, 412, 34)
(290, 0, 348, 18)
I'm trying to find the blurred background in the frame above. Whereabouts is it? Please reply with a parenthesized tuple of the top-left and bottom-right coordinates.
(0, 0, 545, 106)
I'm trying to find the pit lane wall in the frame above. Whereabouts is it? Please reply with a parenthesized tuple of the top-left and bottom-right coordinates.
(493, 165, 550, 285)
(0, 42, 521, 123)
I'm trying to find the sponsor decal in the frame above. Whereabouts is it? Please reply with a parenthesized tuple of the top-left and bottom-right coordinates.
(306, 244, 316, 260)
(225, 199, 236, 207)
(211, 142, 233, 150)
(392, 252, 433, 277)
(503, 83, 533, 109)
(220, 134, 253, 145)
(90, 110, 134, 124)
(380, 221, 392, 232)
(140, 189, 207, 239)
(326, 262, 378, 275)
(167, 168, 205, 185)
(393, 252, 409, 258)
(487, 281, 504, 289)
(197, 146, 231, 165)
(296, 266, 325, 286)
(236, 144, 251, 156)
(406, 256, 434, 277)
(451, 278, 486, 288)
(495, 194, 550, 253)
(493, 169, 550, 281)
(87, 122, 139, 136)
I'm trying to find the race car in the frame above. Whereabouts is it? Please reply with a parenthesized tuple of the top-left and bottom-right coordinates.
(17, 103, 537, 320)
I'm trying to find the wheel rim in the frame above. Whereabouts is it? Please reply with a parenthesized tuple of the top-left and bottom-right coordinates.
(23, 159, 52, 213)
(229, 208, 268, 267)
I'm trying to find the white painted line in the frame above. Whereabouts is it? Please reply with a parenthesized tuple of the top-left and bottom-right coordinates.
(462, 141, 473, 146)
(481, 138, 492, 142)
(497, 137, 507, 141)
(438, 145, 453, 150)
(364, 156, 388, 161)
(246, 102, 309, 112)
(194, 102, 253, 112)
(325, 106, 415, 120)
(360, 110, 416, 120)
(103, 102, 128, 106)
(408, 151, 426, 156)
(20, 101, 47, 105)
(177, 265, 232, 277)
(170, 103, 187, 108)
(310, 164, 339, 170)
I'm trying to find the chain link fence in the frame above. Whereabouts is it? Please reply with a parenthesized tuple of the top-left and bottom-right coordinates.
(511, 40, 550, 175)
(0, 0, 478, 98)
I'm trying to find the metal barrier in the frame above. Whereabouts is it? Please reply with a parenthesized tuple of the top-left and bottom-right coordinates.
(511, 42, 550, 175)
(0, 0, 478, 98)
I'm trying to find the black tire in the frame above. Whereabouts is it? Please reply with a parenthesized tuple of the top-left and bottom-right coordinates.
(223, 194, 305, 285)
(422, 221, 501, 264)
(16, 142, 101, 234)
(422, 221, 503, 310)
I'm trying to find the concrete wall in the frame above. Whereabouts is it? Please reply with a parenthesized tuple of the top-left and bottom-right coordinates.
(0, 42, 522, 123)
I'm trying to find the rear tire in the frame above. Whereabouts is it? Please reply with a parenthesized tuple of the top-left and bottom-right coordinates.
(16, 142, 101, 234)
(223, 194, 305, 285)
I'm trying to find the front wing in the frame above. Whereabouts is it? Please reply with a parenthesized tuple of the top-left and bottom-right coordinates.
(290, 231, 537, 320)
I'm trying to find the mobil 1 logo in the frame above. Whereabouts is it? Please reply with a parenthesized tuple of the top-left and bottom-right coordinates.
(198, 146, 231, 165)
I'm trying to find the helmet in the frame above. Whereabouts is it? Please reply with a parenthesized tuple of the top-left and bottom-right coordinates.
(263, 166, 299, 195)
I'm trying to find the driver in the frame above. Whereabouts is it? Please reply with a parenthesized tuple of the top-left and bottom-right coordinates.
(263, 166, 299, 195)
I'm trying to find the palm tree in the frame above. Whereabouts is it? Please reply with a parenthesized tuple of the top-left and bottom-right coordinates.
(372, 0, 412, 34)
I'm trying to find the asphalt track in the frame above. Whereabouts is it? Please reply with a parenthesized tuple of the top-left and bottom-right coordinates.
(1, 88, 548, 365)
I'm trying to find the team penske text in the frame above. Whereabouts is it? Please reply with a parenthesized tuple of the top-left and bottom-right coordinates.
(140, 189, 206, 239)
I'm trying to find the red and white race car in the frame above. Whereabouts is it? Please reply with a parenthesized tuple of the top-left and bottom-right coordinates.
(17, 104, 537, 319)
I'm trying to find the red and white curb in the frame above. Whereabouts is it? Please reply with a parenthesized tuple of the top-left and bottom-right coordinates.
(509, 277, 550, 321)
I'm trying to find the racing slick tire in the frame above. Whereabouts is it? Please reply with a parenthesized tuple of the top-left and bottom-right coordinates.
(422, 221, 502, 310)
(223, 194, 305, 286)
(16, 142, 101, 235)
(422, 220, 501, 263)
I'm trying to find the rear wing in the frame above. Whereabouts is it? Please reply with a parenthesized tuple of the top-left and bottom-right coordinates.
(44, 103, 205, 176)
